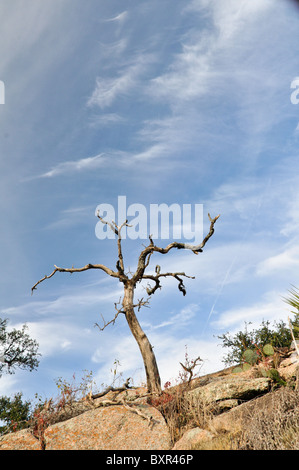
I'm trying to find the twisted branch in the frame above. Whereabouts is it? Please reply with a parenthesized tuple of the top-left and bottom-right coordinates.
(31, 263, 121, 294)
(32, 213, 219, 302)
(144, 271, 195, 296)
(94, 298, 125, 331)
(180, 356, 203, 384)
(133, 213, 220, 283)
(96, 211, 131, 276)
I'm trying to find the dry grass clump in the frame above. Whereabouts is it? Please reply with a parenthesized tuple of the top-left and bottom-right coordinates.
(194, 387, 299, 450)
(193, 430, 242, 450)
(239, 387, 299, 450)
(153, 383, 299, 450)
(150, 385, 216, 444)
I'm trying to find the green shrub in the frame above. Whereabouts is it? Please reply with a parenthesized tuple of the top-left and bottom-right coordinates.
(218, 319, 295, 367)
(0, 392, 31, 435)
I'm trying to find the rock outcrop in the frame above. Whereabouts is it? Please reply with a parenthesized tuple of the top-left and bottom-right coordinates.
(44, 403, 171, 451)
(0, 355, 298, 450)
(172, 428, 215, 450)
(0, 429, 42, 450)
(187, 374, 271, 405)
(0, 401, 171, 451)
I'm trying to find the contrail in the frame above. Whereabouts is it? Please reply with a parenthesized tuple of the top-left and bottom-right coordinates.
(201, 177, 272, 335)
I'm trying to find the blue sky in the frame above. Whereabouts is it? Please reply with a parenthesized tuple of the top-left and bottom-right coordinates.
(1, 0, 299, 401)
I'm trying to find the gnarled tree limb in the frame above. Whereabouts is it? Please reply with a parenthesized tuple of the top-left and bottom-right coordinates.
(96, 211, 132, 276)
(132, 213, 220, 283)
(143, 272, 195, 296)
(31, 211, 219, 395)
(31, 263, 122, 294)
(95, 298, 125, 331)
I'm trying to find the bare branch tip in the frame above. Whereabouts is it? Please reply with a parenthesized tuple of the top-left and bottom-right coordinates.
(208, 213, 220, 222)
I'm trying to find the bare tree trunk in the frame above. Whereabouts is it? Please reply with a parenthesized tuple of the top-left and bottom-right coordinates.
(32, 214, 219, 397)
(123, 283, 162, 395)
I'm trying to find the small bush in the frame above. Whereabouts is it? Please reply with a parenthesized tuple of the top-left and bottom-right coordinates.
(0, 393, 31, 435)
(218, 319, 295, 367)
(29, 370, 98, 448)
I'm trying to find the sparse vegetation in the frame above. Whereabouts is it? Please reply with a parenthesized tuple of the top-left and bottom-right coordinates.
(0, 317, 40, 377)
(0, 393, 31, 435)
(148, 349, 214, 444)
(1, 347, 299, 449)
(218, 318, 297, 368)
(1, 288, 299, 449)
(238, 387, 299, 450)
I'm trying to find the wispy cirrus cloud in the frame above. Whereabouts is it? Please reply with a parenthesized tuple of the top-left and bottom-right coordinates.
(0, 0, 73, 72)
(28, 144, 174, 182)
(141, 303, 199, 331)
(43, 205, 93, 231)
(28, 153, 107, 179)
(256, 246, 299, 278)
(88, 113, 125, 128)
(145, 0, 292, 161)
(87, 55, 154, 109)
(2, 286, 122, 320)
(149, 0, 273, 106)
(211, 291, 288, 331)
(104, 10, 128, 23)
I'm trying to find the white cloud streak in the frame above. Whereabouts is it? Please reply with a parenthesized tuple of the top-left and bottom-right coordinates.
(212, 291, 289, 331)
(142, 304, 199, 331)
(2, 285, 123, 320)
(104, 11, 128, 23)
(44, 205, 93, 231)
(139, 0, 293, 168)
(149, 0, 272, 106)
(256, 246, 299, 277)
(87, 56, 154, 109)
(88, 113, 125, 128)
(32, 153, 107, 179)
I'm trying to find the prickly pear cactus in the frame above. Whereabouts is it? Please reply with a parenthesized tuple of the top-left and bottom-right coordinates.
(232, 366, 243, 374)
(259, 367, 269, 378)
(268, 368, 281, 381)
(243, 349, 258, 365)
(259, 367, 286, 385)
(263, 344, 274, 356)
(242, 362, 252, 372)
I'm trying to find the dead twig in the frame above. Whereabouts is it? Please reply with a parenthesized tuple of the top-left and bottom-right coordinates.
(94, 298, 125, 331)
(91, 377, 133, 399)
(179, 356, 203, 384)
(288, 316, 299, 357)
(144, 272, 195, 297)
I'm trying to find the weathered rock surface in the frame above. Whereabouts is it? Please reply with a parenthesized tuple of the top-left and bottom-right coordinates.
(0, 402, 171, 451)
(187, 373, 271, 404)
(1, 356, 298, 450)
(44, 403, 171, 450)
(208, 384, 298, 435)
(0, 429, 41, 450)
(172, 427, 214, 450)
(278, 356, 299, 381)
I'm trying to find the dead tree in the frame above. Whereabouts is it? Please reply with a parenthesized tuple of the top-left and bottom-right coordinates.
(32, 212, 219, 395)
